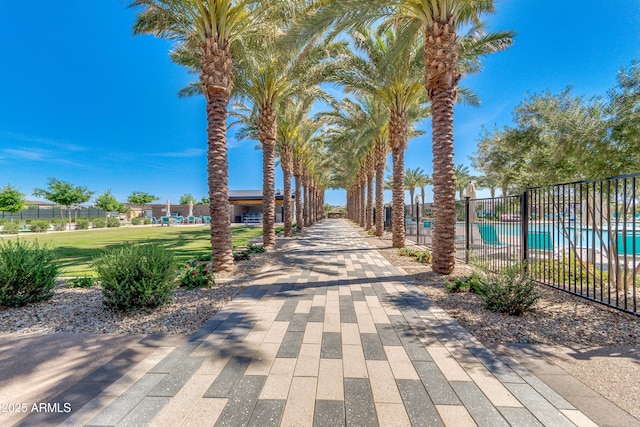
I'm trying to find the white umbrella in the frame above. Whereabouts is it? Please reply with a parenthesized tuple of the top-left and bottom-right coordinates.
(466, 182, 478, 223)
(188, 199, 193, 217)
(166, 199, 171, 217)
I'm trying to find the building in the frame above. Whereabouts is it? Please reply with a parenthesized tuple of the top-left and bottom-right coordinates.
(149, 190, 293, 224)
(229, 190, 292, 224)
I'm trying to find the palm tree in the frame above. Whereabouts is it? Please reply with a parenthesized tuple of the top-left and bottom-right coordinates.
(319, 96, 388, 232)
(331, 27, 429, 248)
(131, 0, 272, 272)
(287, 0, 513, 272)
(405, 167, 430, 218)
(454, 164, 473, 200)
(276, 101, 307, 237)
(232, 15, 335, 247)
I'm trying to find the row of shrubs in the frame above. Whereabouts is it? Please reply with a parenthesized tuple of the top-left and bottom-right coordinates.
(131, 217, 153, 225)
(0, 240, 229, 311)
(0, 217, 121, 234)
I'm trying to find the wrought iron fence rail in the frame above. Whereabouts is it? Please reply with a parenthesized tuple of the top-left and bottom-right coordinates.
(403, 173, 640, 316)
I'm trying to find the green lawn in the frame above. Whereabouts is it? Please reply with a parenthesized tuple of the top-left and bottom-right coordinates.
(2, 225, 276, 276)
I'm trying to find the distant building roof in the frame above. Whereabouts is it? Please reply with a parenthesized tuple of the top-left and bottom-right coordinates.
(229, 190, 292, 201)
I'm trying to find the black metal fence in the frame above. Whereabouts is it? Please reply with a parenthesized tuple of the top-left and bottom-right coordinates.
(406, 173, 640, 315)
(0, 206, 108, 220)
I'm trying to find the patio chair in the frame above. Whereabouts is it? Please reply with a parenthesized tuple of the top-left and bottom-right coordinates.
(160, 216, 170, 226)
(526, 230, 559, 260)
(152, 217, 161, 226)
(477, 224, 508, 247)
(203, 216, 211, 224)
(616, 232, 640, 256)
(527, 230, 553, 251)
(187, 215, 196, 224)
(175, 216, 184, 224)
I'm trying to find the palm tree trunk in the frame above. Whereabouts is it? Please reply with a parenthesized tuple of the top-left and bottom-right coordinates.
(201, 37, 234, 272)
(281, 146, 293, 237)
(259, 106, 277, 247)
(430, 86, 457, 274)
(359, 176, 366, 228)
(425, 18, 460, 275)
(205, 92, 234, 272)
(303, 174, 310, 227)
(366, 170, 374, 231)
(391, 146, 406, 248)
(375, 138, 386, 236)
(390, 109, 408, 248)
(294, 173, 303, 231)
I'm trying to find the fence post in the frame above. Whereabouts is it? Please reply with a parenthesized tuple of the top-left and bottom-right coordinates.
(465, 196, 470, 264)
(521, 190, 529, 272)
(415, 196, 420, 245)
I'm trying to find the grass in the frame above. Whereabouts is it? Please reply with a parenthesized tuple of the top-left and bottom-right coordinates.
(1, 225, 281, 276)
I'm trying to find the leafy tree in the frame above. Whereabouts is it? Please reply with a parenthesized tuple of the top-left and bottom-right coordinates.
(472, 89, 610, 193)
(127, 191, 158, 217)
(198, 196, 210, 205)
(33, 178, 93, 228)
(0, 185, 26, 221)
(607, 60, 640, 172)
(95, 190, 122, 222)
(179, 194, 197, 205)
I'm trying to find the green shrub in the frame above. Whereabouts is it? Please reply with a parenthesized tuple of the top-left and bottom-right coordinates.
(476, 265, 540, 316)
(92, 218, 106, 228)
(233, 251, 251, 261)
(0, 240, 60, 307)
(445, 272, 484, 293)
(106, 217, 120, 228)
(29, 219, 51, 233)
(398, 248, 417, 257)
(398, 247, 431, 263)
(50, 218, 66, 231)
(67, 276, 95, 288)
(414, 250, 432, 264)
(142, 217, 152, 225)
(93, 243, 177, 311)
(178, 260, 215, 290)
(0, 218, 6, 226)
(76, 218, 90, 230)
(245, 244, 266, 254)
(131, 217, 143, 225)
(1, 221, 20, 234)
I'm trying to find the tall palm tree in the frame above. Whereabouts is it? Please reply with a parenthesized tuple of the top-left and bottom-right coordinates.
(287, 0, 513, 272)
(276, 101, 310, 237)
(331, 27, 429, 248)
(131, 0, 271, 272)
(232, 21, 335, 246)
(319, 96, 387, 232)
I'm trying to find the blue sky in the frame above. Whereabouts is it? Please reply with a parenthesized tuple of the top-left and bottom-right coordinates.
(1, 1, 639, 207)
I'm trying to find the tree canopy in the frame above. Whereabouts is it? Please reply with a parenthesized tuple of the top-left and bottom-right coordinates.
(0, 185, 26, 215)
(471, 60, 640, 194)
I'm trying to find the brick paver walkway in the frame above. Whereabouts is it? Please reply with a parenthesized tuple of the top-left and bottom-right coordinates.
(40, 219, 600, 426)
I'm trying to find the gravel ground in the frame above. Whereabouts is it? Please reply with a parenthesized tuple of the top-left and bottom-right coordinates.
(0, 251, 279, 335)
